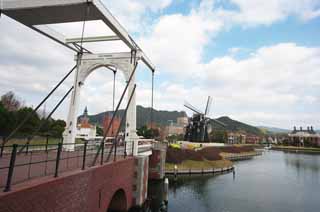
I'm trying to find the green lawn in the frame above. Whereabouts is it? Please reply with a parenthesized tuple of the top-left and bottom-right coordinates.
(166, 159, 233, 170)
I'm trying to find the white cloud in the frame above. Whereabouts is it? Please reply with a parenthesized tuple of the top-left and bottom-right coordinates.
(102, 0, 172, 32)
(140, 1, 223, 77)
(228, 0, 320, 25)
(1, 0, 320, 129)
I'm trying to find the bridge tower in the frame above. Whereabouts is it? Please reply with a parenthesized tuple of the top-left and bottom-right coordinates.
(63, 52, 142, 154)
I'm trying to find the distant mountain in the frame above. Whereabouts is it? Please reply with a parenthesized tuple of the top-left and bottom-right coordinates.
(81, 107, 267, 136)
(80, 105, 187, 128)
(258, 126, 290, 134)
(211, 116, 264, 136)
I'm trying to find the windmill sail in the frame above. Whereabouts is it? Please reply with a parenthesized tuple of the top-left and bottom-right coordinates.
(204, 96, 212, 116)
(184, 101, 203, 114)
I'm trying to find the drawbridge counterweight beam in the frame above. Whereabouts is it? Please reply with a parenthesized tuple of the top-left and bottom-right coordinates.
(1, 0, 155, 71)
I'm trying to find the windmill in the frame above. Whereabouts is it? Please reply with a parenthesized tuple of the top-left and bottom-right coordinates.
(184, 96, 226, 142)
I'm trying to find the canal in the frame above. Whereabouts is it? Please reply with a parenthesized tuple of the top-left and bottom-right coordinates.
(147, 150, 320, 212)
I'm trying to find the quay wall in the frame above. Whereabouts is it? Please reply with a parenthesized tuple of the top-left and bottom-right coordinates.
(0, 158, 136, 212)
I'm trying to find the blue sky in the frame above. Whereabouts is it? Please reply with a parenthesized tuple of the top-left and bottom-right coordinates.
(0, 0, 320, 129)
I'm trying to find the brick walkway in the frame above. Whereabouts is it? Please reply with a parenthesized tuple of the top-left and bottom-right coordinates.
(0, 147, 126, 190)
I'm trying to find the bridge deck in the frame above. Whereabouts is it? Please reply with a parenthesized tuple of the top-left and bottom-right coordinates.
(0, 146, 125, 191)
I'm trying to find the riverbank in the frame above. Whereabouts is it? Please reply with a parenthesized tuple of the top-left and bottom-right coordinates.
(165, 145, 260, 175)
(221, 151, 262, 161)
(271, 145, 320, 154)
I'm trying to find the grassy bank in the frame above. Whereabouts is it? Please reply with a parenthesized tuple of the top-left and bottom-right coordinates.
(272, 145, 320, 153)
(166, 159, 233, 170)
(165, 145, 259, 171)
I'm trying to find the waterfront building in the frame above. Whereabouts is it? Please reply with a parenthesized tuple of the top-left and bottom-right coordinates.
(76, 107, 97, 140)
(288, 126, 320, 147)
(177, 116, 188, 127)
(227, 132, 246, 144)
(103, 114, 121, 137)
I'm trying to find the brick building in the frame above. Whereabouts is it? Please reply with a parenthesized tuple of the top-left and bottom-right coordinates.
(103, 114, 121, 137)
(288, 126, 320, 147)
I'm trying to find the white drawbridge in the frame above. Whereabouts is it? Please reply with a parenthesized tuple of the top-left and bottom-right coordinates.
(1, 0, 155, 154)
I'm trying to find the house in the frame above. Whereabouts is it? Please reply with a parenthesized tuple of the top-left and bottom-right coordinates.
(288, 126, 320, 147)
(76, 107, 96, 140)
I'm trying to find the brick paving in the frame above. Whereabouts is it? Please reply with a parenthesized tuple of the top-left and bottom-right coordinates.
(0, 146, 126, 190)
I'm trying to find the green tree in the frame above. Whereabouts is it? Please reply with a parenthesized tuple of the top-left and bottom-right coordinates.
(96, 126, 104, 136)
(14, 107, 40, 136)
(49, 119, 66, 138)
(137, 125, 159, 139)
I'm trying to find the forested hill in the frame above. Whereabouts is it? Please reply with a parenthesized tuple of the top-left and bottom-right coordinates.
(82, 107, 263, 135)
(82, 105, 187, 128)
(211, 116, 264, 135)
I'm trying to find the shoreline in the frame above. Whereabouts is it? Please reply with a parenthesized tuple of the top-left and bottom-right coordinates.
(271, 146, 320, 154)
(165, 151, 261, 176)
(165, 166, 234, 176)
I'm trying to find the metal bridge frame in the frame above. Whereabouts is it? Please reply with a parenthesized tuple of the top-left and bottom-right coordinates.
(1, 0, 155, 154)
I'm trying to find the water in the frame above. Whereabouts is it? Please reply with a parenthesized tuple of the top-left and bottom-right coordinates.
(147, 151, 320, 212)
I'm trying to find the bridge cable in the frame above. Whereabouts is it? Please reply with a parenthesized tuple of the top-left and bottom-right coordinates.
(150, 71, 154, 133)
(91, 62, 138, 166)
(17, 86, 74, 154)
(0, 65, 77, 154)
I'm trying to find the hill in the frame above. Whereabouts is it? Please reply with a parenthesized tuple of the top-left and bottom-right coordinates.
(81, 107, 264, 136)
(258, 126, 290, 134)
(81, 105, 187, 128)
(211, 116, 264, 135)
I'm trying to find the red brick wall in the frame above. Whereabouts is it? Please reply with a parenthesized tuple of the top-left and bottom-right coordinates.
(0, 158, 135, 212)
(149, 150, 161, 179)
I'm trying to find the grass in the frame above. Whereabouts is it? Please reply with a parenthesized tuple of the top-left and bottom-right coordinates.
(4, 137, 85, 146)
(165, 159, 233, 170)
(4, 137, 61, 146)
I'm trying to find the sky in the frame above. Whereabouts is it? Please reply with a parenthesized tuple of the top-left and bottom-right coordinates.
(0, 0, 320, 129)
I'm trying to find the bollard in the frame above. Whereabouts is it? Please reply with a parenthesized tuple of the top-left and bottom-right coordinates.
(4, 144, 18, 192)
(174, 165, 178, 181)
(164, 178, 169, 206)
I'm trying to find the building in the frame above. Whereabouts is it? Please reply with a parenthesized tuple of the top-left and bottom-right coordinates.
(288, 126, 320, 147)
(76, 107, 97, 140)
(103, 114, 121, 137)
(246, 134, 261, 144)
(177, 116, 188, 127)
(227, 132, 246, 144)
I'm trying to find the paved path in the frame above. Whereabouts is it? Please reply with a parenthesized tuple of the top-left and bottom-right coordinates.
(0, 146, 126, 190)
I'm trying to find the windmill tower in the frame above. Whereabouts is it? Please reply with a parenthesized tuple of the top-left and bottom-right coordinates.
(184, 96, 226, 142)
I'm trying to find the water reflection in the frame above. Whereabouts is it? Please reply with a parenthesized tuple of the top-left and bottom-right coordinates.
(141, 151, 320, 212)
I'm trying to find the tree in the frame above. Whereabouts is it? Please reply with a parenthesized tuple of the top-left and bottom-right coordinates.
(49, 119, 66, 138)
(96, 126, 104, 136)
(137, 125, 159, 139)
(1, 91, 21, 111)
(210, 130, 227, 143)
(0, 102, 15, 141)
(14, 107, 40, 136)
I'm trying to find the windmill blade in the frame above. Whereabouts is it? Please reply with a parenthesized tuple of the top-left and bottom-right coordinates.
(204, 96, 212, 116)
(211, 118, 227, 127)
(184, 101, 203, 114)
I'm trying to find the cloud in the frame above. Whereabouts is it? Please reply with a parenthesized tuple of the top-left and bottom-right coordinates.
(102, 0, 172, 32)
(140, 1, 224, 78)
(0, 0, 320, 129)
(228, 0, 320, 25)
